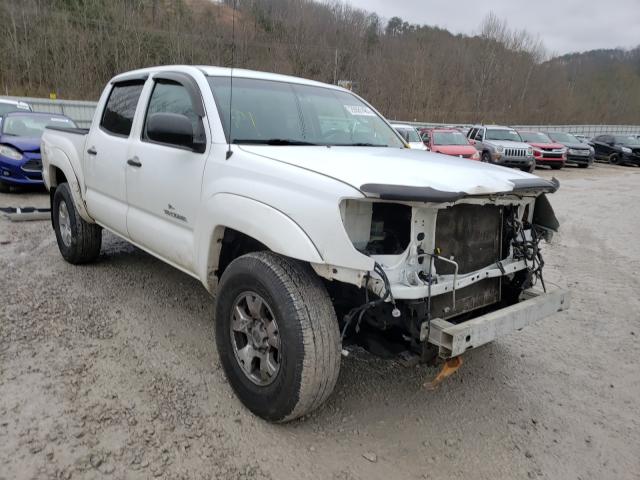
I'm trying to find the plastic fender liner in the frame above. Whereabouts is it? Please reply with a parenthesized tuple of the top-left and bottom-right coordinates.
(360, 183, 465, 203)
(532, 193, 560, 232)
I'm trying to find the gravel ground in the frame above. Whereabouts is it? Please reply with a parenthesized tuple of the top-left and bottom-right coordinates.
(1, 164, 639, 480)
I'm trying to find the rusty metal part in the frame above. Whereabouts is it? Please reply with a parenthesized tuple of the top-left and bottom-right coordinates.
(0, 206, 51, 222)
(424, 356, 463, 390)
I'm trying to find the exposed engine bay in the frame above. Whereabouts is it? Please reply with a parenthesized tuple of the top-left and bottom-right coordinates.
(332, 191, 559, 361)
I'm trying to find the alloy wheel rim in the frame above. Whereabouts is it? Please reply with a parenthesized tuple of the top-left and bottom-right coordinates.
(230, 292, 281, 386)
(58, 200, 72, 247)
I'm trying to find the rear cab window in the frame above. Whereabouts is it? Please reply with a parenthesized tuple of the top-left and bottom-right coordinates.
(100, 81, 146, 137)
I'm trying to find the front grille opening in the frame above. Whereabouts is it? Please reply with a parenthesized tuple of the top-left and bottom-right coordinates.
(434, 204, 502, 274)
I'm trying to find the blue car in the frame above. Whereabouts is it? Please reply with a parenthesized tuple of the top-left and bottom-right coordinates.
(0, 111, 77, 192)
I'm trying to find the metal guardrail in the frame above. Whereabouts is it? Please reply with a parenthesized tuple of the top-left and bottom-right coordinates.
(0, 96, 97, 128)
(3, 95, 639, 137)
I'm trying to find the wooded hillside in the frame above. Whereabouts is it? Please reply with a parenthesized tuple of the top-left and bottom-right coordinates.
(1, 0, 639, 124)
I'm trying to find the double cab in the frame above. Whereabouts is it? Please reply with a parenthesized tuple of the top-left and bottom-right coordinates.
(41, 66, 569, 422)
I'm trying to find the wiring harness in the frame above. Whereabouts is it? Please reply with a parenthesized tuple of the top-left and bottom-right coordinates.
(340, 262, 397, 341)
(506, 210, 547, 292)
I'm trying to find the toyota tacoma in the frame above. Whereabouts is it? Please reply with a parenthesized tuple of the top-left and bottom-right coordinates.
(41, 66, 569, 422)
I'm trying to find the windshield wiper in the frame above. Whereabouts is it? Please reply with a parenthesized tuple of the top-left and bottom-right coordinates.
(234, 138, 318, 146)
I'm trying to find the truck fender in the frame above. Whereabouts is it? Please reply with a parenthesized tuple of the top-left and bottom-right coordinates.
(43, 143, 94, 223)
(196, 193, 323, 292)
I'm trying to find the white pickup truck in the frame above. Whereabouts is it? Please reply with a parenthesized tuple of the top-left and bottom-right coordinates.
(41, 66, 569, 422)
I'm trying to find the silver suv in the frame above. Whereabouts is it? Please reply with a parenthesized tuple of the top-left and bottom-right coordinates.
(467, 125, 535, 172)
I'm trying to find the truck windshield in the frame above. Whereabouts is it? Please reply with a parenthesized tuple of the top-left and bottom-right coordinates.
(2, 114, 75, 137)
(485, 129, 522, 142)
(433, 131, 469, 145)
(208, 76, 404, 148)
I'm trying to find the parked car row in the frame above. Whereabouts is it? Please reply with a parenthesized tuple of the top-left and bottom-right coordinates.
(0, 100, 78, 193)
(388, 122, 640, 172)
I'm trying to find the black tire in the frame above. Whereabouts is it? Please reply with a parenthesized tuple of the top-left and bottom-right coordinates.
(481, 151, 491, 163)
(550, 164, 563, 170)
(215, 251, 341, 422)
(579, 163, 589, 168)
(609, 153, 621, 165)
(521, 162, 536, 173)
(52, 183, 102, 264)
(0, 180, 11, 193)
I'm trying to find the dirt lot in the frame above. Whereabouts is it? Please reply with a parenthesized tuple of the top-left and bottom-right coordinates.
(1, 164, 639, 480)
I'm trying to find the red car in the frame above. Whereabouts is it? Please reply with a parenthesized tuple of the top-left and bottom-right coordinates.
(420, 128, 480, 160)
(518, 131, 566, 170)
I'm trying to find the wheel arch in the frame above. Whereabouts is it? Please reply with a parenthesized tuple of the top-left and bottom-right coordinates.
(197, 193, 324, 292)
(44, 147, 94, 223)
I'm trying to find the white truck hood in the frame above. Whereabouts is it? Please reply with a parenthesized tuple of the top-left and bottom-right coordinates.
(239, 145, 557, 200)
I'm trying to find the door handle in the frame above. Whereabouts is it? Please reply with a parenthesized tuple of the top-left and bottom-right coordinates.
(87, 147, 97, 156)
(127, 157, 142, 168)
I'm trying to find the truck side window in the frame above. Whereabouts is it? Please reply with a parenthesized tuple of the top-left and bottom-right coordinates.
(475, 129, 484, 141)
(468, 128, 477, 139)
(143, 81, 205, 144)
(100, 81, 145, 137)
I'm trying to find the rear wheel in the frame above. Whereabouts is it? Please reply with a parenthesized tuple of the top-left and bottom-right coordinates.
(609, 153, 621, 165)
(215, 251, 341, 422)
(52, 183, 102, 264)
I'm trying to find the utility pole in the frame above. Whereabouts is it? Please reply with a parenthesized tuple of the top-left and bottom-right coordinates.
(333, 48, 338, 85)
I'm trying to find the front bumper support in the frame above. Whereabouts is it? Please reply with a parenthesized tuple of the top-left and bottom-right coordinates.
(421, 288, 570, 358)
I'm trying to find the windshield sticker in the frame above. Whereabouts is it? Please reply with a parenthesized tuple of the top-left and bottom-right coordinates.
(344, 105, 375, 117)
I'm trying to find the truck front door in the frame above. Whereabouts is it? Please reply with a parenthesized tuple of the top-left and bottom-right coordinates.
(125, 72, 210, 273)
(84, 79, 146, 237)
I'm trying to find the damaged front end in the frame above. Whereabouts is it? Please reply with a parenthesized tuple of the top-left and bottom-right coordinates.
(329, 178, 569, 361)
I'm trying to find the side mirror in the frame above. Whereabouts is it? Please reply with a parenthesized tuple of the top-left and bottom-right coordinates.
(147, 112, 203, 152)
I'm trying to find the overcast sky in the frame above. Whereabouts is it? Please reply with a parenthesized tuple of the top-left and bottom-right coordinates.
(344, 0, 640, 55)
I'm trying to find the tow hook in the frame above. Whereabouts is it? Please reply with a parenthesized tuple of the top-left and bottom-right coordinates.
(424, 356, 463, 390)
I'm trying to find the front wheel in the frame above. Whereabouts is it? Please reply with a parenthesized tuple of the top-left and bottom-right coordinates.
(521, 162, 536, 173)
(52, 183, 102, 264)
(215, 252, 341, 422)
(481, 151, 491, 163)
(0, 180, 11, 193)
(609, 153, 621, 165)
(550, 164, 563, 170)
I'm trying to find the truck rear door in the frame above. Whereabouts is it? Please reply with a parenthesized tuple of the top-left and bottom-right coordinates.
(83, 79, 146, 237)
